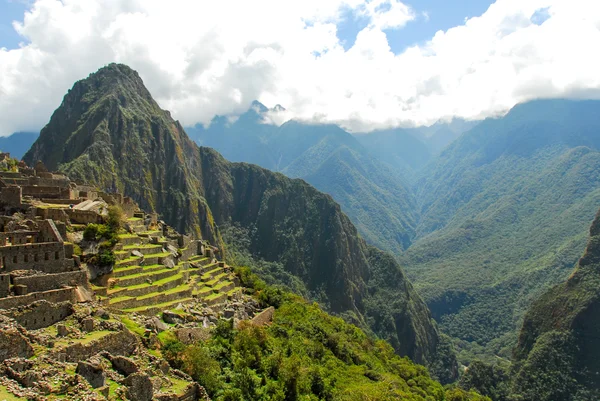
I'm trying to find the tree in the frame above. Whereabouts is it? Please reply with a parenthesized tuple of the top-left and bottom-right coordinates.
(107, 205, 124, 231)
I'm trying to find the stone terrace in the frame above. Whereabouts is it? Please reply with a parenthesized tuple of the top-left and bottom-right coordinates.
(93, 218, 241, 315)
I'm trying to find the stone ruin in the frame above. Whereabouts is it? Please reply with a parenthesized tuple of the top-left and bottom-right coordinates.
(0, 159, 271, 400)
(0, 216, 91, 314)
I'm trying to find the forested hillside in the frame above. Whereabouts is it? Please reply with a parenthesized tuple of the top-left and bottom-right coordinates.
(405, 99, 600, 359)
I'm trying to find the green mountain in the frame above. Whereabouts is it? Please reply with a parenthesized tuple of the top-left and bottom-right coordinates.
(353, 128, 432, 181)
(0, 131, 39, 160)
(404, 99, 600, 357)
(23, 63, 456, 380)
(511, 209, 600, 400)
(189, 113, 418, 254)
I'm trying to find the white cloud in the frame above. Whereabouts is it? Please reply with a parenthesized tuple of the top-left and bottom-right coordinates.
(0, 0, 599, 136)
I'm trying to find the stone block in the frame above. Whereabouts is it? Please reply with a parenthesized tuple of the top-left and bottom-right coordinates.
(124, 372, 153, 401)
(81, 317, 95, 333)
(76, 360, 105, 388)
(13, 285, 27, 296)
(110, 355, 139, 376)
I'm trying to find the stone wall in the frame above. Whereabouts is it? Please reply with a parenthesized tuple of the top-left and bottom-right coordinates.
(0, 243, 67, 272)
(40, 198, 83, 205)
(21, 186, 70, 199)
(2, 300, 74, 330)
(12, 270, 87, 294)
(0, 287, 77, 310)
(55, 330, 139, 363)
(0, 187, 22, 207)
(36, 208, 69, 223)
(251, 307, 275, 327)
(1, 231, 38, 245)
(0, 274, 9, 298)
(66, 209, 104, 224)
(175, 383, 209, 401)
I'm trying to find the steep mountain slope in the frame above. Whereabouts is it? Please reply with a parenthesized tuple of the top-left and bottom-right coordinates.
(189, 111, 418, 254)
(0, 132, 38, 160)
(23, 63, 455, 379)
(404, 99, 600, 354)
(354, 128, 432, 180)
(512, 209, 600, 400)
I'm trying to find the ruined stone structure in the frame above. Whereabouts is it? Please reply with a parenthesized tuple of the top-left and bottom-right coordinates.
(0, 216, 89, 310)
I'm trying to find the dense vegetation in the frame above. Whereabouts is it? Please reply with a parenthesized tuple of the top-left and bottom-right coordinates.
(83, 205, 124, 267)
(161, 268, 487, 401)
(510, 209, 600, 400)
(403, 99, 600, 361)
(221, 223, 458, 384)
(24, 63, 456, 377)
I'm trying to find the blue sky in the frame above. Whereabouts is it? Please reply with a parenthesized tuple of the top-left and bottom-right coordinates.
(0, 0, 28, 49)
(338, 0, 493, 52)
(1, 0, 494, 53)
(2, 0, 597, 135)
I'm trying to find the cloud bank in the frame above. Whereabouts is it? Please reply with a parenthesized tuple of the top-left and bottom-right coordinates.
(0, 0, 599, 135)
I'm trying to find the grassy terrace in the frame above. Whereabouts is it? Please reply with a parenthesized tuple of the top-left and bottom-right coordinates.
(123, 297, 194, 313)
(117, 233, 140, 239)
(115, 255, 142, 265)
(116, 268, 175, 281)
(122, 244, 162, 250)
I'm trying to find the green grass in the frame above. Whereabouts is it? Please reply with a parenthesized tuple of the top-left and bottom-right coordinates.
(109, 295, 133, 304)
(121, 316, 146, 336)
(115, 255, 142, 265)
(123, 297, 194, 313)
(122, 244, 162, 250)
(117, 233, 140, 239)
(144, 251, 172, 258)
(0, 385, 25, 400)
(213, 280, 233, 291)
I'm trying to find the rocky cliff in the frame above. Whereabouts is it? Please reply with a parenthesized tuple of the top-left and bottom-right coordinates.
(512, 209, 600, 400)
(23, 63, 455, 378)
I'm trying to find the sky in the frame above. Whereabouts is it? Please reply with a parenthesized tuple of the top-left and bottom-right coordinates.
(0, 0, 599, 136)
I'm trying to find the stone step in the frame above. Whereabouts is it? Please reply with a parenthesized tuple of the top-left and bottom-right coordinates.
(193, 286, 213, 297)
(141, 252, 175, 266)
(212, 280, 235, 293)
(115, 267, 180, 287)
(115, 256, 143, 268)
(200, 267, 223, 281)
(122, 297, 194, 315)
(108, 272, 188, 298)
(122, 244, 163, 255)
(202, 292, 228, 306)
(188, 256, 212, 267)
(117, 234, 144, 246)
(227, 287, 242, 300)
(114, 250, 131, 261)
(112, 264, 166, 278)
(205, 273, 228, 288)
(110, 284, 193, 310)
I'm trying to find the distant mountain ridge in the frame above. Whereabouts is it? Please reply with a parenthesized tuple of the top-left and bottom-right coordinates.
(23, 63, 456, 380)
(188, 108, 419, 254)
(404, 99, 600, 357)
(0, 132, 39, 160)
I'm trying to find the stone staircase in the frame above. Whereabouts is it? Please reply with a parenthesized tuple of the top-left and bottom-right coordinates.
(91, 230, 241, 315)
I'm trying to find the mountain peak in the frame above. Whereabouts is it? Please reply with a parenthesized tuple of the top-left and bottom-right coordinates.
(250, 100, 269, 113)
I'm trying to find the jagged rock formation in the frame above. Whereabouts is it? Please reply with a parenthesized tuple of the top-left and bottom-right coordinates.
(23, 63, 455, 377)
(512, 209, 600, 400)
